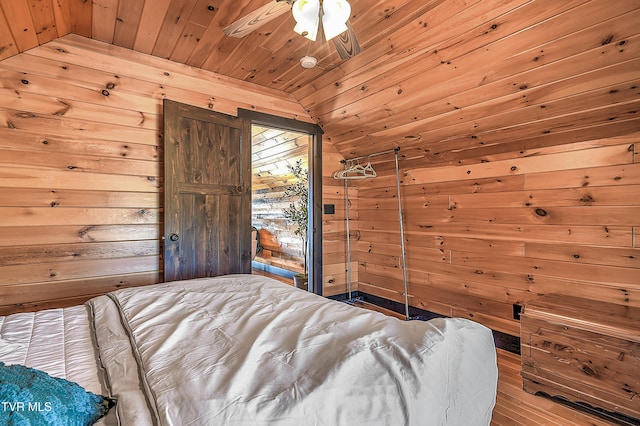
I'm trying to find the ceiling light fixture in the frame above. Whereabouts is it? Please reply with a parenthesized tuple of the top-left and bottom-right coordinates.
(299, 39, 317, 68)
(292, 0, 351, 42)
(300, 55, 318, 68)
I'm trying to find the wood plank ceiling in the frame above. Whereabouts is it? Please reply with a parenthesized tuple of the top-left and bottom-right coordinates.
(0, 0, 638, 167)
(251, 125, 309, 191)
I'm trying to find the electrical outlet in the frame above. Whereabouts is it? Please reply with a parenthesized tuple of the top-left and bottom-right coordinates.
(512, 303, 523, 320)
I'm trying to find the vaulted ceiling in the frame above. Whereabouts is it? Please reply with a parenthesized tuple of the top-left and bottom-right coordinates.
(0, 0, 393, 92)
(1, 0, 638, 167)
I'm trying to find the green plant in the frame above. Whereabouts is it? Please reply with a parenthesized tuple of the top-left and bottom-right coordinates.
(282, 159, 308, 276)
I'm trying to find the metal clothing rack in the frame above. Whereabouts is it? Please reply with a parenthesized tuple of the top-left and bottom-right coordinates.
(333, 147, 413, 321)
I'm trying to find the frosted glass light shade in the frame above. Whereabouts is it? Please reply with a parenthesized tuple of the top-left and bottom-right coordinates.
(292, 0, 320, 41)
(322, 0, 351, 40)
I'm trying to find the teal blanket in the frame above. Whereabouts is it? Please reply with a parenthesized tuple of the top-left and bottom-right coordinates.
(0, 362, 114, 426)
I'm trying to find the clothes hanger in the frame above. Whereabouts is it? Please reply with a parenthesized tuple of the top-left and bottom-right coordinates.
(333, 158, 377, 180)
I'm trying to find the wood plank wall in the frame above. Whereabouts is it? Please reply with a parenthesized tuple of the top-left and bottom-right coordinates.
(309, 0, 640, 337)
(322, 142, 352, 296)
(356, 138, 639, 336)
(0, 34, 311, 314)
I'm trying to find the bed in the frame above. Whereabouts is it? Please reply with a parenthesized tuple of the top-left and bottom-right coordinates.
(1, 274, 498, 425)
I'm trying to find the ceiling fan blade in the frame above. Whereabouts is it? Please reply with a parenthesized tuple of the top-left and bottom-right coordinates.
(223, 1, 292, 38)
(333, 21, 361, 60)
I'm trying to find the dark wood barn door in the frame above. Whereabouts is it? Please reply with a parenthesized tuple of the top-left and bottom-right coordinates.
(163, 100, 252, 282)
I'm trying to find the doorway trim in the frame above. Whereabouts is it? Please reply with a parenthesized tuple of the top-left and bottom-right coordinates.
(239, 109, 324, 296)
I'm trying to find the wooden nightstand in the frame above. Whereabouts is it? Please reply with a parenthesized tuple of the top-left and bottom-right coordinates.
(520, 294, 640, 421)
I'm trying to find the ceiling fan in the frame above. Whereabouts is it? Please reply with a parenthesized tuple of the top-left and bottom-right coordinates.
(223, 0, 361, 61)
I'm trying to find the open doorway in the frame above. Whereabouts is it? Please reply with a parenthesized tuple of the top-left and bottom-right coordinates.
(239, 109, 323, 295)
(251, 125, 310, 287)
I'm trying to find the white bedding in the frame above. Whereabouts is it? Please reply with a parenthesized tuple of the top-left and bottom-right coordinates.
(0, 305, 116, 425)
(1, 274, 498, 425)
(0, 305, 106, 397)
(88, 274, 498, 425)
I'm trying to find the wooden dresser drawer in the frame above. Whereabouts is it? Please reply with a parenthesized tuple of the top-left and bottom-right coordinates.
(520, 294, 640, 420)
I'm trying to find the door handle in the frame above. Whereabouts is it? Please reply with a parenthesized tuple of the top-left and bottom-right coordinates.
(169, 233, 179, 242)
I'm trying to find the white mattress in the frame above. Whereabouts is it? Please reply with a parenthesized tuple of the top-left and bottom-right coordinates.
(0, 305, 105, 396)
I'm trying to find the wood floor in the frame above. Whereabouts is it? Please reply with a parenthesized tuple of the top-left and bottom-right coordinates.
(493, 348, 619, 426)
